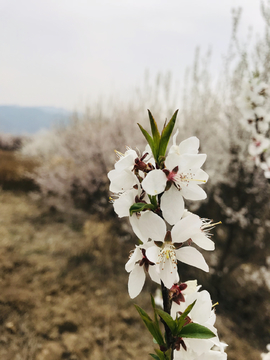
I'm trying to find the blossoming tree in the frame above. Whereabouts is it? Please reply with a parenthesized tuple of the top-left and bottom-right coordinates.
(237, 75, 270, 179)
(108, 110, 227, 360)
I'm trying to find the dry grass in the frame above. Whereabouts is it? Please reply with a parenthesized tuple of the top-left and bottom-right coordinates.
(0, 150, 37, 191)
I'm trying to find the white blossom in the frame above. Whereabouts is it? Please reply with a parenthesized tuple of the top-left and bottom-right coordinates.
(261, 344, 270, 360)
(248, 135, 270, 157)
(172, 288, 227, 360)
(142, 152, 208, 225)
(125, 242, 160, 299)
(260, 157, 270, 178)
(130, 211, 210, 289)
(169, 131, 200, 156)
(112, 187, 150, 218)
(107, 148, 140, 193)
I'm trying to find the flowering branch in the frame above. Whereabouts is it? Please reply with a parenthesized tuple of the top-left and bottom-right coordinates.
(108, 110, 227, 360)
(237, 75, 270, 179)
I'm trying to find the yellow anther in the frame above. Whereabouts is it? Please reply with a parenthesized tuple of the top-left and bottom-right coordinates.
(187, 179, 207, 183)
(212, 302, 219, 308)
(114, 150, 124, 156)
(166, 250, 170, 260)
(212, 221, 222, 226)
(202, 221, 222, 230)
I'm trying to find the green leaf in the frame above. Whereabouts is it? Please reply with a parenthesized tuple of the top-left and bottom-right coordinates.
(155, 308, 177, 335)
(164, 349, 171, 359)
(137, 123, 156, 159)
(154, 349, 171, 360)
(147, 110, 161, 163)
(154, 349, 166, 360)
(134, 304, 165, 346)
(150, 354, 160, 360)
(138, 122, 160, 163)
(178, 323, 216, 339)
(129, 202, 156, 216)
(158, 110, 178, 158)
(176, 300, 196, 333)
(150, 294, 160, 329)
(150, 293, 156, 309)
(148, 110, 160, 146)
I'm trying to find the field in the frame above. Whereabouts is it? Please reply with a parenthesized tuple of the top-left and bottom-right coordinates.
(0, 187, 263, 360)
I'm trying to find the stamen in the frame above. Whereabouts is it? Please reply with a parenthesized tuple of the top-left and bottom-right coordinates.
(202, 221, 222, 230)
(114, 150, 124, 159)
(156, 244, 177, 270)
(212, 302, 219, 308)
(172, 172, 207, 186)
(185, 178, 206, 183)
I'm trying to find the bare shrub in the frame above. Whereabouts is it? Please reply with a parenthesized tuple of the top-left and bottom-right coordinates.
(0, 133, 23, 151)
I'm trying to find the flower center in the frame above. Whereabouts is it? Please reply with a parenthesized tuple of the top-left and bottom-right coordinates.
(156, 244, 177, 271)
(168, 170, 206, 189)
(255, 140, 262, 147)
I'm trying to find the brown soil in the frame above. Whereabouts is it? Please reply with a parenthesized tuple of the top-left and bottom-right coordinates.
(0, 191, 262, 359)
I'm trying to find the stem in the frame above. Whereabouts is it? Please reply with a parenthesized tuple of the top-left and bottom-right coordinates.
(170, 347, 174, 360)
(161, 281, 171, 314)
(161, 281, 174, 359)
(149, 195, 158, 208)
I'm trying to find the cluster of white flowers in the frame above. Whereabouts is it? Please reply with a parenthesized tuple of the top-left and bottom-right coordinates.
(261, 344, 270, 360)
(108, 133, 211, 297)
(171, 283, 227, 360)
(237, 76, 270, 178)
(108, 121, 227, 360)
(153, 281, 227, 360)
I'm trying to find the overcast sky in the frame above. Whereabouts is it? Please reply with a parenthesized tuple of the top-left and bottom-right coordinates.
(0, 0, 266, 110)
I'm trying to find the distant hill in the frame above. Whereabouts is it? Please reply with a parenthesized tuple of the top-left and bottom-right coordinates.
(0, 105, 71, 134)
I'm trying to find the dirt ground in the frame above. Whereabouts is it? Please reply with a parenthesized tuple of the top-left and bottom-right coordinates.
(0, 190, 263, 360)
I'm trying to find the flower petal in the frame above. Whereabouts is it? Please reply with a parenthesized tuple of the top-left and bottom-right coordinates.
(165, 153, 182, 170)
(115, 149, 137, 170)
(130, 214, 148, 243)
(125, 246, 142, 272)
(175, 247, 209, 272)
(141, 169, 167, 195)
(181, 183, 207, 200)
(182, 280, 198, 295)
(192, 233, 215, 251)
(113, 188, 138, 218)
(171, 214, 201, 243)
(188, 290, 212, 323)
(160, 259, 179, 289)
(195, 168, 209, 183)
(160, 186, 185, 225)
(130, 211, 167, 243)
(146, 245, 160, 264)
(178, 136, 200, 154)
(185, 338, 213, 355)
(199, 350, 227, 360)
(108, 169, 138, 193)
(148, 265, 161, 284)
(128, 265, 146, 299)
(179, 153, 207, 171)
